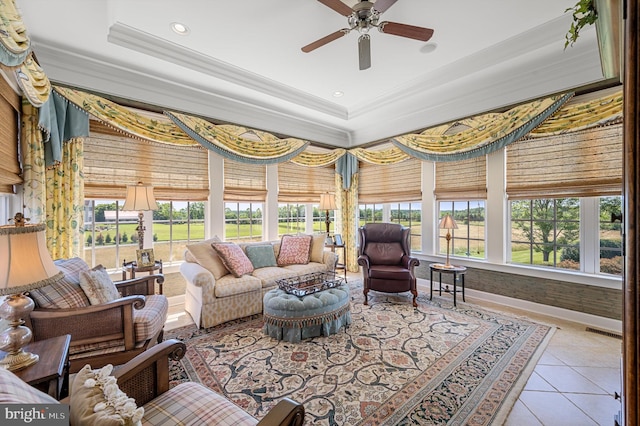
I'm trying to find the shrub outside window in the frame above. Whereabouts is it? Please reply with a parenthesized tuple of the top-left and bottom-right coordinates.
(390, 202, 422, 252)
(225, 202, 263, 242)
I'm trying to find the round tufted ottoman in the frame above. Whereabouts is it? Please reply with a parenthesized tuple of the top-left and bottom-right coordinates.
(263, 285, 351, 343)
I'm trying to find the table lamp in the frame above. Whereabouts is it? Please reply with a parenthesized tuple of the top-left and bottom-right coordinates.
(319, 192, 337, 235)
(439, 214, 458, 268)
(0, 215, 64, 371)
(122, 182, 159, 250)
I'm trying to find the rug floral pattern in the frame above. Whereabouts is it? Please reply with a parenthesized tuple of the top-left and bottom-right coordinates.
(166, 287, 553, 425)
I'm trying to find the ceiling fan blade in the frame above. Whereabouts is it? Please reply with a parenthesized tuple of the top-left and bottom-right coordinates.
(358, 34, 371, 70)
(372, 0, 398, 14)
(378, 21, 434, 41)
(302, 29, 349, 53)
(318, 0, 353, 16)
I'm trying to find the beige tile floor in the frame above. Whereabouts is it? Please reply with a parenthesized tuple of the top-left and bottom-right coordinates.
(164, 273, 623, 426)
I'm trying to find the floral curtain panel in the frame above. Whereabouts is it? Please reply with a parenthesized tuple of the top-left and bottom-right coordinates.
(20, 100, 46, 223)
(336, 172, 359, 272)
(53, 86, 196, 146)
(392, 93, 573, 162)
(166, 111, 309, 164)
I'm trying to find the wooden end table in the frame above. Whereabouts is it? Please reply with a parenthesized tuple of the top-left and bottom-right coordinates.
(1, 334, 71, 399)
(122, 259, 163, 280)
(429, 263, 467, 306)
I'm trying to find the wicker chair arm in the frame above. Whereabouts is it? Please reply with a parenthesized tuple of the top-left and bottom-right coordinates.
(257, 397, 305, 426)
(113, 339, 186, 406)
(116, 274, 164, 296)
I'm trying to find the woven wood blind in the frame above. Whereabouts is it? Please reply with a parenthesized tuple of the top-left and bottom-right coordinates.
(278, 162, 334, 203)
(435, 156, 487, 200)
(224, 158, 266, 202)
(84, 120, 209, 201)
(358, 158, 422, 203)
(506, 123, 623, 199)
(0, 75, 21, 194)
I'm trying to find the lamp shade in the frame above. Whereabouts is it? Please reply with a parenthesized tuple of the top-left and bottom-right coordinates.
(0, 223, 63, 294)
(122, 182, 158, 212)
(319, 193, 337, 210)
(438, 214, 458, 230)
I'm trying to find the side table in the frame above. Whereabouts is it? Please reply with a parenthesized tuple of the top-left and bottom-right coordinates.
(1, 334, 71, 399)
(429, 263, 467, 306)
(326, 243, 347, 281)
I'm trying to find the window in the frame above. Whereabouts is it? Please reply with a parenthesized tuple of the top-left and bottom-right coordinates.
(439, 201, 486, 260)
(509, 198, 580, 269)
(278, 203, 306, 236)
(599, 196, 623, 276)
(225, 202, 263, 242)
(359, 204, 383, 225)
(83, 199, 204, 269)
(391, 202, 422, 252)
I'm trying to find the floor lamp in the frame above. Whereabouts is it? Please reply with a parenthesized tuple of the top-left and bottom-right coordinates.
(319, 192, 337, 235)
(439, 214, 458, 268)
(122, 182, 159, 250)
(0, 216, 64, 371)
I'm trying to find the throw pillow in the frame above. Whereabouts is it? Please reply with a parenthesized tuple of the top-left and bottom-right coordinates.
(70, 364, 144, 426)
(245, 244, 277, 269)
(185, 236, 229, 280)
(309, 233, 326, 263)
(79, 266, 120, 305)
(211, 242, 254, 278)
(277, 234, 312, 266)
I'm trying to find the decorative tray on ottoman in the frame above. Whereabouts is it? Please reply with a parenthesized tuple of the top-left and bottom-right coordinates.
(276, 271, 345, 297)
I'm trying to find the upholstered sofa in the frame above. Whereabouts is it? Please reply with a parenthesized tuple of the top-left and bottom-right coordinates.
(26, 257, 168, 373)
(0, 339, 305, 426)
(180, 234, 338, 328)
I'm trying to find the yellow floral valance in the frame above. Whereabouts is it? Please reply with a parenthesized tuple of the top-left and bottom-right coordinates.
(350, 146, 410, 164)
(166, 111, 309, 164)
(291, 148, 346, 167)
(0, 0, 29, 66)
(15, 53, 50, 107)
(392, 93, 573, 162)
(53, 86, 197, 146)
(529, 89, 623, 136)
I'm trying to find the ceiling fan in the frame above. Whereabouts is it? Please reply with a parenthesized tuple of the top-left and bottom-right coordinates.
(301, 0, 434, 70)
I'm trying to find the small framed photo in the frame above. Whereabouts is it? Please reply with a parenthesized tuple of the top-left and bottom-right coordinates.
(333, 234, 343, 246)
(137, 248, 155, 267)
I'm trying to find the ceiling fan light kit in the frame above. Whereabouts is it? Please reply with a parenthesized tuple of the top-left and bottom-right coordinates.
(303, 0, 433, 70)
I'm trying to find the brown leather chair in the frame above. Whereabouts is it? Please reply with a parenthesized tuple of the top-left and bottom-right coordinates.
(357, 223, 420, 307)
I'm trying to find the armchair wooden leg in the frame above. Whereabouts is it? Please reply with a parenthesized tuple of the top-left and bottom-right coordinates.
(411, 290, 418, 307)
(363, 288, 369, 305)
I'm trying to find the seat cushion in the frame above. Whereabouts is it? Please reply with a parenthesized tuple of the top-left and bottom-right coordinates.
(142, 382, 257, 426)
(133, 295, 169, 342)
(368, 265, 412, 280)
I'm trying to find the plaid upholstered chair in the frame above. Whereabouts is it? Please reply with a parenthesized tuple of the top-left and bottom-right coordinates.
(26, 257, 168, 373)
(0, 339, 305, 425)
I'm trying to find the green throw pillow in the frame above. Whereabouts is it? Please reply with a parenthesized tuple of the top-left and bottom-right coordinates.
(245, 245, 277, 269)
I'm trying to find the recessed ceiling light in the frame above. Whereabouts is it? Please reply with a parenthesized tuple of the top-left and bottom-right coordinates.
(333, 91, 344, 98)
(171, 22, 190, 35)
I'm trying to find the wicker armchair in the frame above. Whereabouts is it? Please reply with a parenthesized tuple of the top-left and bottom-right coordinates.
(26, 257, 167, 373)
(108, 339, 305, 426)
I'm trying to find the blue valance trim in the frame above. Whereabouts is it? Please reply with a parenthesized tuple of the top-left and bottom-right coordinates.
(336, 153, 358, 190)
(38, 91, 89, 166)
(391, 93, 574, 162)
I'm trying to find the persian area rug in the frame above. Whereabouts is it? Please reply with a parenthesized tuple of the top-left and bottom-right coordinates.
(166, 284, 554, 425)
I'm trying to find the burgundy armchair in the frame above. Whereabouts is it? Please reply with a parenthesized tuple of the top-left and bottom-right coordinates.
(357, 223, 420, 307)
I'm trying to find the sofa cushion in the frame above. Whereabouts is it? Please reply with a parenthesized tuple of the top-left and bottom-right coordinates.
(70, 364, 144, 426)
(214, 274, 262, 299)
(310, 233, 327, 263)
(250, 266, 298, 288)
(245, 244, 277, 269)
(142, 382, 258, 426)
(79, 265, 120, 305)
(30, 257, 91, 309)
(277, 235, 312, 266)
(186, 236, 230, 280)
(212, 242, 254, 278)
(0, 367, 58, 404)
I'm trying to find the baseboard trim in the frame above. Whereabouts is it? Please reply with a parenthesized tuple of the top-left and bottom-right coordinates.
(417, 278, 622, 333)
